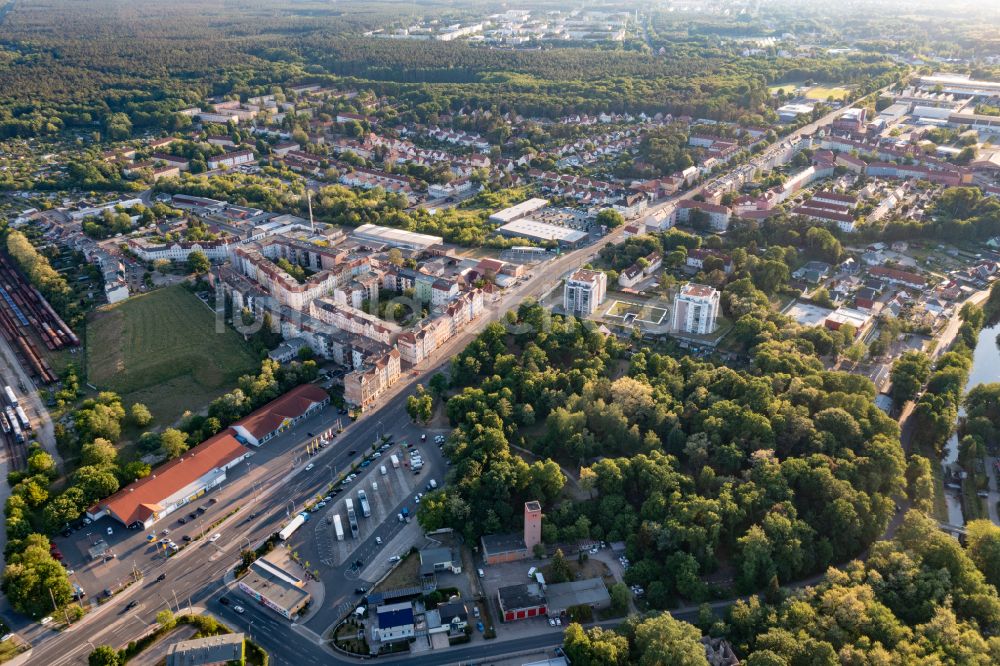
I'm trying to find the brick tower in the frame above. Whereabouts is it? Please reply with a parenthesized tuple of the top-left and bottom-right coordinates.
(524, 500, 542, 552)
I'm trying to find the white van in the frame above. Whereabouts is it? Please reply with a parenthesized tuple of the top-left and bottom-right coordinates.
(372, 481, 378, 492)
(380, 465, 387, 476)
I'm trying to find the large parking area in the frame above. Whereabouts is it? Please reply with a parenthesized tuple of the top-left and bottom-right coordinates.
(309, 442, 430, 569)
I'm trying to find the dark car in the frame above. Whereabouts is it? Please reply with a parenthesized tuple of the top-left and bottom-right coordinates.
(219, 596, 230, 606)
(348, 449, 357, 455)
(126, 600, 138, 610)
(189, 512, 197, 520)
(156, 573, 166, 582)
(354, 587, 367, 594)
(177, 517, 186, 524)
(61, 528, 72, 538)
(307, 432, 314, 437)
(197, 507, 207, 514)
(183, 535, 192, 542)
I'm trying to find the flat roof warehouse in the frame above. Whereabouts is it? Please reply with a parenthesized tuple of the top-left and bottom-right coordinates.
(495, 218, 588, 247)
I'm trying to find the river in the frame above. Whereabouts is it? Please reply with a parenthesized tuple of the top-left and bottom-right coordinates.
(942, 319, 1000, 525)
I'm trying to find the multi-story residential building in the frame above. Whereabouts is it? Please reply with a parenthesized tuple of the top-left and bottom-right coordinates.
(673, 283, 720, 335)
(430, 278, 460, 306)
(675, 200, 732, 232)
(333, 274, 380, 310)
(128, 238, 238, 262)
(309, 298, 400, 346)
(563, 269, 607, 316)
(396, 288, 485, 366)
(344, 347, 402, 408)
(231, 242, 370, 310)
(208, 149, 255, 170)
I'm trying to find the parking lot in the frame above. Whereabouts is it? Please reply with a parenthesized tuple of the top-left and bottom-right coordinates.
(310, 442, 431, 569)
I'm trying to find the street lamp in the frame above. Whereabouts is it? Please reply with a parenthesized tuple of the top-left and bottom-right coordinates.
(248, 619, 255, 641)
(326, 463, 336, 484)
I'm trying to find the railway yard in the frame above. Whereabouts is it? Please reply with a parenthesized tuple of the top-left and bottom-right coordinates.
(0, 253, 78, 385)
(0, 252, 77, 470)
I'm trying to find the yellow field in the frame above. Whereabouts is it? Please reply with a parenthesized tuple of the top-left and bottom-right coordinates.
(768, 83, 851, 101)
(803, 85, 852, 101)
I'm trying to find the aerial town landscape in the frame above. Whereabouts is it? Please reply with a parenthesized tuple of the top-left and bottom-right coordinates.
(2, 0, 1000, 664)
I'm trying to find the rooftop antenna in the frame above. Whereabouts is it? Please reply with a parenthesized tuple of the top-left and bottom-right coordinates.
(306, 190, 315, 233)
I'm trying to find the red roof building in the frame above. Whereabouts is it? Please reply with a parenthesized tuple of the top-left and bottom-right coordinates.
(231, 384, 330, 447)
(88, 431, 251, 528)
(869, 265, 928, 289)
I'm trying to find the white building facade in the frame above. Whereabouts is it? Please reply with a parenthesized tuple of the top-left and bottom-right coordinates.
(673, 283, 720, 335)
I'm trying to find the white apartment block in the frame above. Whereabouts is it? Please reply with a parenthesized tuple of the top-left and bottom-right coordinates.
(563, 269, 607, 316)
(673, 283, 720, 335)
(127, 238, 236, 262)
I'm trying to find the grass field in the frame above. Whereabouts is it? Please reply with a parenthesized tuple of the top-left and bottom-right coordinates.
(768, 82, 851, 101)
(768, 81, 805, 94)
(803, 85, 852, 101)
(86, 285, 260, 425)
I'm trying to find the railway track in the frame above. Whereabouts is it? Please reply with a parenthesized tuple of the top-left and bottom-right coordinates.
(0, 252, 80, 384)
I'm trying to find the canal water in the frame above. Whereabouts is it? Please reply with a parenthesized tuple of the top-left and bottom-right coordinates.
(942, 319, 1000, 525)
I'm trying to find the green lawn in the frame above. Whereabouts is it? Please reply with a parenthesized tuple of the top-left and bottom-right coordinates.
(86, 285, 260, 425)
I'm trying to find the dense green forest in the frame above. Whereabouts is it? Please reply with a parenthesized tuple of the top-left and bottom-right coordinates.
(565, 512, 1000, 665)
(0, 0, 903, 140)
(423, 300, 903, 606)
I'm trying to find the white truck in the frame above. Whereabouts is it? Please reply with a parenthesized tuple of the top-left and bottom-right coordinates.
(333, 514, 345, 541)
(345, 498, 360, 538)
(357, 489, 372, 518)
(390, 454, 400, 469)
